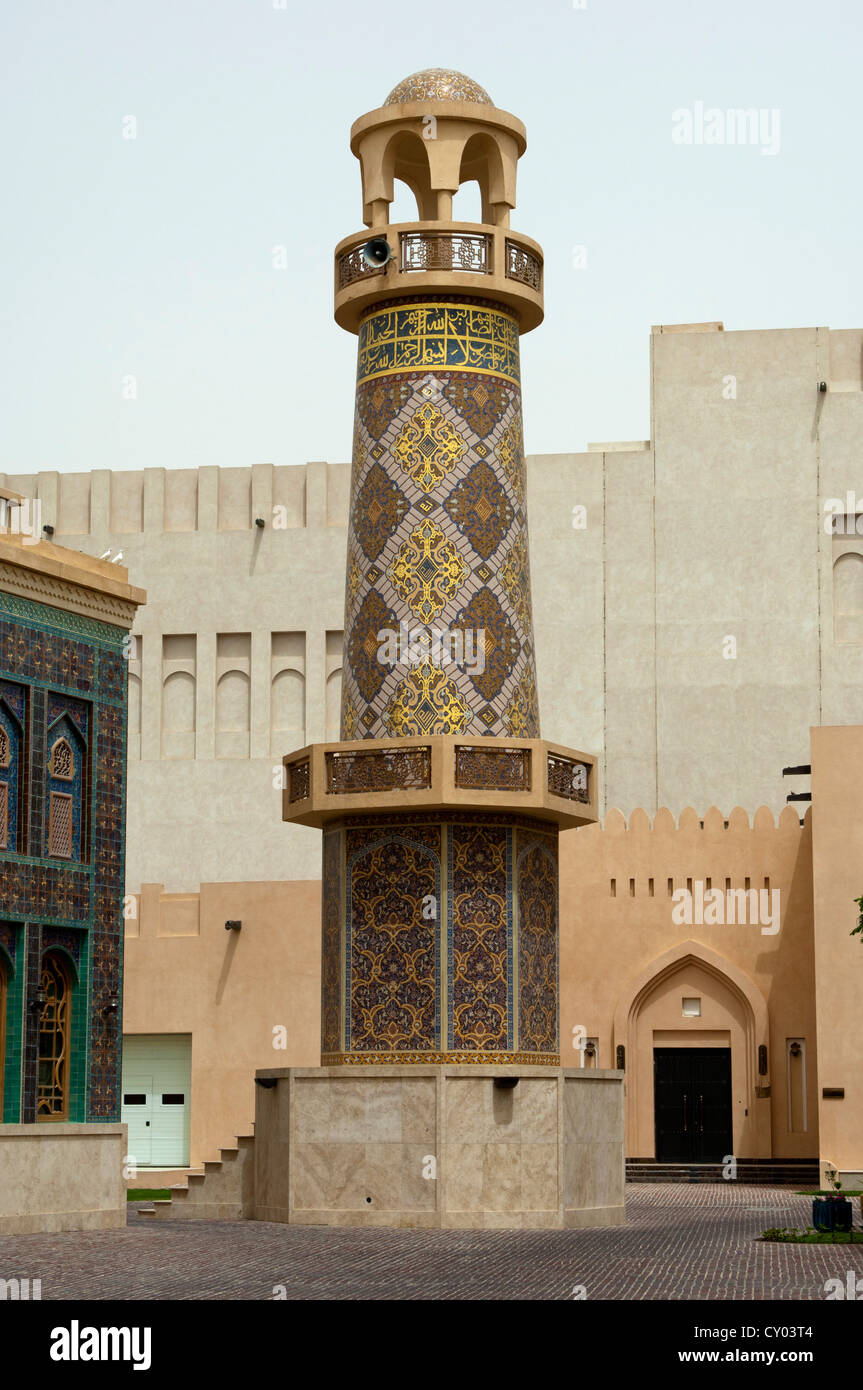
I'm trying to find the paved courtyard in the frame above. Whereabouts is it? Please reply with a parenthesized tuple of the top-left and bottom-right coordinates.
(2, 1184, 861, 1300)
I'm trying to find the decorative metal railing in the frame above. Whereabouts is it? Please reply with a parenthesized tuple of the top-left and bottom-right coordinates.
(547, 753, 589, 803)
(400, 231, 491, 274)
(455, 745, 531, 792)
(288, 760, 311, 803)
(337, 245, 387, 289)
(325, 746, 432, 794)
(505, 239, 542, 291)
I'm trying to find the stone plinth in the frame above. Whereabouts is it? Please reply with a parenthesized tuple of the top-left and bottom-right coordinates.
(0, 1124, 127, 1234)
(253, 1066, 625, 1229)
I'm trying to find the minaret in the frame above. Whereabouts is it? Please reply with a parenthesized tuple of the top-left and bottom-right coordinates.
(284, 68, 597, 1068)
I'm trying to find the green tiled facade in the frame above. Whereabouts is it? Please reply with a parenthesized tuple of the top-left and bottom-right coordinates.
(0, 591, 129, 1124)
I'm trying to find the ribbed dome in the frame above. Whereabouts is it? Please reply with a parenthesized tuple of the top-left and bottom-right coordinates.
(384, 68, 492, 106)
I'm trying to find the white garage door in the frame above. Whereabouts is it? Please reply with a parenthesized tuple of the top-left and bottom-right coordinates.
(121, 1034, 191, 1169)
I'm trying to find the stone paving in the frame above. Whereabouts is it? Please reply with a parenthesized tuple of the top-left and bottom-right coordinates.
(1, 1184, 861, 1300)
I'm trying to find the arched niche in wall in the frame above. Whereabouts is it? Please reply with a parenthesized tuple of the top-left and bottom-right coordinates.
(325, 668, 343, 743)
(834, 551, 863, 642)
(216, 669, 251, 759)
(161, 670, 196, 759)
(128, 672, 142, 758)
(271, 668, 305, 756)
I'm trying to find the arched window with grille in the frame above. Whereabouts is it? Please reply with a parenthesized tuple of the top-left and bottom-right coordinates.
(46, 714, 86, 861)
(0, 695, 23, 853)
(36, 952, 72, 1121)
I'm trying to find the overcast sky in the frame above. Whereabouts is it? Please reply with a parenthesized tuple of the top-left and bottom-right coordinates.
(1, 0, 860, 475)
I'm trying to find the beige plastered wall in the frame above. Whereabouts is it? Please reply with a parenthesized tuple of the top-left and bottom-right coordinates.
(810, 725, 863, 1182)
(123, 880, 321, 1168)
(560, 803, 819, 1161)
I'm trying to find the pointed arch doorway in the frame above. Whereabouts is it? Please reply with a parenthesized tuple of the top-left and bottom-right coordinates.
(614, 942, 771, 1160)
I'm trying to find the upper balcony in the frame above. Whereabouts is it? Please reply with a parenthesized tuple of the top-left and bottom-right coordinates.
(334, 222, 544, 335)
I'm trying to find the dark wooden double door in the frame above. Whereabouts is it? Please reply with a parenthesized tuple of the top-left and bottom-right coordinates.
(654, 1047, 732, 1162)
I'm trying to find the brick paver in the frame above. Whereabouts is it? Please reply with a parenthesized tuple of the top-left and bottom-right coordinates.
(1, 1184, 861, 1300)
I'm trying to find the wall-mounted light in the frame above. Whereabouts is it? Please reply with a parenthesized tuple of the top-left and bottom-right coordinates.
(225, 920, 242, 932)
(789, 1041, 802, 1058)
(254, 517, 266, 529)
(29, 986, 46, 1012)
(493, 1077, 519, 1089)
(818, 381, 827, 393)
(42, 524, 54, 537)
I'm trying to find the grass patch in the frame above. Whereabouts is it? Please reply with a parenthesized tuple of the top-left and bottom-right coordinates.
(127, 1189, 171, 1202)
(761, 1227, 863, 1244)
(795, 1189, 863, 1197)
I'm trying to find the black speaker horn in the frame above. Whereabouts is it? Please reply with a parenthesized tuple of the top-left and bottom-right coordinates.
(360, 237, 393, 268)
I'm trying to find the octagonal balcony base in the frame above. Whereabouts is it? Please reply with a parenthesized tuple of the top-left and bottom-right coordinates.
(281, 735, 597, 831)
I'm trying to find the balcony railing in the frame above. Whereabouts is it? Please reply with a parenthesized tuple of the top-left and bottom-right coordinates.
(337, 245, 386, 290)
(288, 760, 311, 803)
(455, 745, 531, 792)
(325, 746, 432, 794)
(505, 239, 542, 291)
(400, 231, 491, 274)
(337, 230, 543, 296)
(547, 752, 589, 804)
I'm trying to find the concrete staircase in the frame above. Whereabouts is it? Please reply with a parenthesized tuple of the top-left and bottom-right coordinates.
(626, 1159, 820, 1186)
(137, 1134, 255, 1220)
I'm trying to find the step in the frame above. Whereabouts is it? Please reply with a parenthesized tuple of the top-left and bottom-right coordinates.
(625, 1161, 821, 1185)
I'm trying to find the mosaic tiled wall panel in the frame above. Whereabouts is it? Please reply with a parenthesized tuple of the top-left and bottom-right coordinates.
(0, 592, 129, 1123)
(319, 811, 558, 1065)
(341, 297, 540, 741)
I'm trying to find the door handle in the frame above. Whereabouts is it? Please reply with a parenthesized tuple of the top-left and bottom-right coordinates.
(145, 1121, 150, 1127)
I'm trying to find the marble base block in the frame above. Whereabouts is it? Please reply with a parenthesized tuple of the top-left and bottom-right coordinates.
(253, 1065, 625, 1229)
(0, 1124, 127, 1235)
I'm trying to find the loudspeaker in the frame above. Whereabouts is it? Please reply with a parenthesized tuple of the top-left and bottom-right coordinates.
(360, 238, 393, 268)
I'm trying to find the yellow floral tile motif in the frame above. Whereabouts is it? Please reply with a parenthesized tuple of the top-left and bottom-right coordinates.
(387, 518, 469, 622)
(499, 531, 532, 631)
(341, 697, 357, 741)
(347, 553, 363, 606)
(502, 665, 538, 738)
(392, 400, 467, 494)
(496, 416, 524, 504)
(383, 661, 471, 736)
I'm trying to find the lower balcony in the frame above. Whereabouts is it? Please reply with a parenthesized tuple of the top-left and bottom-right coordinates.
(281, 735, 596, 830)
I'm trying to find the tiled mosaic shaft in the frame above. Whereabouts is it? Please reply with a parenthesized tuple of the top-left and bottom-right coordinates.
(340, 299, 540, 741)
(321, 812, 559, 1065)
